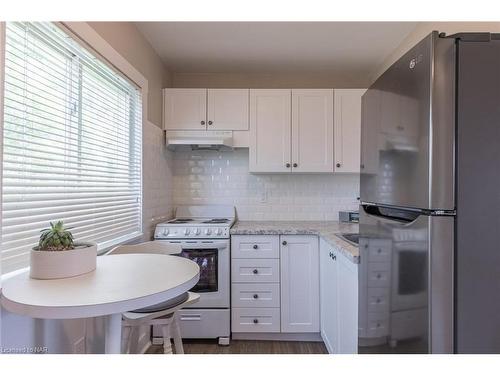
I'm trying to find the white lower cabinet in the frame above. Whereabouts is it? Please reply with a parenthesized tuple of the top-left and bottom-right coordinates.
(320, 238, 359, 354)
(231, 233, 357, 352)
(280, 235, 320, 333)
(231, 234, 319, 335)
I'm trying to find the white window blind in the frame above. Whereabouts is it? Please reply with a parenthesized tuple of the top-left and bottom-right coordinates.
(1, 22, 143, 274)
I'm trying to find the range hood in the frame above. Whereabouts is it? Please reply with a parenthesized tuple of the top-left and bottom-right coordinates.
(165, 130, 234, 151)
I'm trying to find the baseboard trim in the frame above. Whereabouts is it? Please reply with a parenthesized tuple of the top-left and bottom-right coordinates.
(232, 332, 323, 342)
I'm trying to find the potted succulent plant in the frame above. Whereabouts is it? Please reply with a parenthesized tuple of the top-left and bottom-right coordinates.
(30, 221, 97, 279)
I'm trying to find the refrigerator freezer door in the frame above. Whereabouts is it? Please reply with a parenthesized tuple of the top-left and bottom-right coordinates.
(360, 32, 455, 211)
(358, 205, 453, 353)
(455, 38, 500, 353)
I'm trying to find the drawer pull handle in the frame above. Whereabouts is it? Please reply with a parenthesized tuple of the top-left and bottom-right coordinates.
(253, 294, 259, 299)
(253, 319, 259, 324)
(377, 248, 382, 254)
(376, 274, 381, 279)
(376, 299, 381, 303)
(253, 269, 259, 274)
(282, 240, 287, 246)
(253, 244, 258, 249)
(376, 323, 381, 328)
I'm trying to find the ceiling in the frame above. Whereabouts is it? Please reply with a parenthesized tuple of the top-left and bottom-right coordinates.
(135, 22, 418, 80)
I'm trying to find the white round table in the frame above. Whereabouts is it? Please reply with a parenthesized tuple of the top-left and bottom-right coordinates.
(1, 254, 200, 354)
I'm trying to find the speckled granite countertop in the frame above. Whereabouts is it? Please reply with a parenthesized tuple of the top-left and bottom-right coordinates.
(230, 221, 359, 264)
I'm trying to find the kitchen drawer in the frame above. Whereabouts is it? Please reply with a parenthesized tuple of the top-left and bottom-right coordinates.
(365, 312, 390, 338)
(232, 258, 280, 283)
(367, 287, 390, 313)
(231, 235, 279, 259)
(367, 241, 392, 263)
(231, 283, 280, 308)
(367, 262, 391, 288)
(231, 308, 280, 333)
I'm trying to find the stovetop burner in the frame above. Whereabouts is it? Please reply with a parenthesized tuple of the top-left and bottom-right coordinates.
(202, 218, 230, 224)
(168, 218, 194, 224)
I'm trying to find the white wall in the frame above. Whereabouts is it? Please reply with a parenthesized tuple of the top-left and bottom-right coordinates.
(172, 72, 368, 88)
(172, 149, 359, 221)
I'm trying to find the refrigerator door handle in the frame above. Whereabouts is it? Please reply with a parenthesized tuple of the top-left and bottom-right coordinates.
(361, 204, 422, 225)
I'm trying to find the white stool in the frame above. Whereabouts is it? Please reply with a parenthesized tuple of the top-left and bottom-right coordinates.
(121, 292, 200, 354)
(108, 241, 199, 354)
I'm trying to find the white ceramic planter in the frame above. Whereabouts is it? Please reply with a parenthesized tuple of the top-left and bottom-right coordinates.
(30, 243, 97, 280)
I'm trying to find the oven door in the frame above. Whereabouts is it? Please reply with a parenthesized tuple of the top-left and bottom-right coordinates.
(157, 239, 230, 309)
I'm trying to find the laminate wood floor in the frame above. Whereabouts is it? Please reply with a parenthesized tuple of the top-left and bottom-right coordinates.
(147, 339, 328, 354)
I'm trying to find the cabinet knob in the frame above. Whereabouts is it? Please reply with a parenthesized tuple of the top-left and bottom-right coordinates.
(201, 120, 205, 125)
(253, 319, 259, 324)
(253, 244, 258, 249)
(282, 240, 287, 246)
(336, 163, 341, 168)
(253, 294, 259, 299)
(376, 298, 381, 303)
(208, 120, 213, 125)
(376, 274, 381, 279)
(286, 163, 291, 168)
(377, 248, 382, 254)
(253, 269, 258, 274)
(293, 163, 298, 168)
(332, 255, 336, 261)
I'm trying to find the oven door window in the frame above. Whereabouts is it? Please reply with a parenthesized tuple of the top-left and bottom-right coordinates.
(180, 249, 218, 293)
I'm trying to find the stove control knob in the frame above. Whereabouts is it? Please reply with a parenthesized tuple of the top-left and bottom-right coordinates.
(205, 228, 212, 235)
(184, 228, 190, 236)
(162, 228, 169, 236)
(216, 228, 222, 236)
(194, 228, 201, 236)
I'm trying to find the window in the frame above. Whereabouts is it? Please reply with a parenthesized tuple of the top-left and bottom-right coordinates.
(1, 22, 143, 274)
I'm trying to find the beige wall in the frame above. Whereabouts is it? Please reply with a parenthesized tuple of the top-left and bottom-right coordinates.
(172, 72, 369, 88)
(88, 22, 171, 127)
(371, 22, 500, 83)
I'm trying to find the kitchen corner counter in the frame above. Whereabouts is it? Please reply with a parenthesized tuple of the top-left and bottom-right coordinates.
(230, 221, 359, 264)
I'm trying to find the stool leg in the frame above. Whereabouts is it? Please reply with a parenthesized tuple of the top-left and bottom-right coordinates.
(123, 325, 132, 354)
(161, 324, 173, 354)
(172, 314, 184, 354)
(129, 326, 140, 354)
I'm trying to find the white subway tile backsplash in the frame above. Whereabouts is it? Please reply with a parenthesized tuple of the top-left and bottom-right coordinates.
(172, 149, 359, 221)
(142, 123, 174, 239)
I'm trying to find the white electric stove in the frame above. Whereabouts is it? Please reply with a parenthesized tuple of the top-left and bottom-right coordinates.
(153, 205, 235, 345)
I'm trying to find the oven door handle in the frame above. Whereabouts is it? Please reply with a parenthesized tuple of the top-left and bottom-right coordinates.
(181, 243, 228, 250)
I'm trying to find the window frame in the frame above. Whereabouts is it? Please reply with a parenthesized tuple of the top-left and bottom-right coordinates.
(0, 22, 149, 274)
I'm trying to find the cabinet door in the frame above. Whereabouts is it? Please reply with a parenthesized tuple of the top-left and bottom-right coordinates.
(280, 235, 320, 333)
(334, 89, 365, 173)
(207, 89, 249, 131)
(320, 238, 339, 354)
(337, 254, 359, 354)
(249, 89, 292, 173)
(292, 89, 334, 173)
(163, 88, 207, 130)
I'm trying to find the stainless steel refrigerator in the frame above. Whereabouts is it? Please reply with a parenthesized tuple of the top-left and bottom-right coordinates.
(359, 31, 500, 354)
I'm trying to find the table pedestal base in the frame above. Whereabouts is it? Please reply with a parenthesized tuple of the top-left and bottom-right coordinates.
(105, 313, 122, 354)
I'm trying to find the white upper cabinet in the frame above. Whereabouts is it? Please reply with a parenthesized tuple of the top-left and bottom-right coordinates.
(163, 88, 207, 130)
(280, 235, 320, 333)
(163, 88, 249, 131)
(207, 89, 249, 131)
(292, 89, 334, 173)
(249, 89, 292, 173)
(334, 89, 366, 173)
